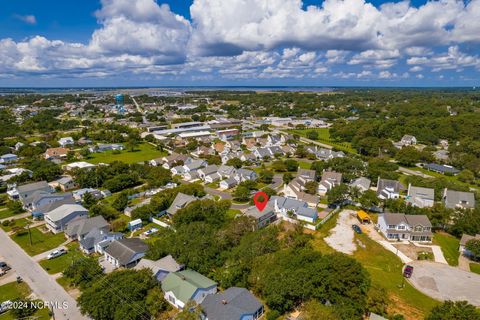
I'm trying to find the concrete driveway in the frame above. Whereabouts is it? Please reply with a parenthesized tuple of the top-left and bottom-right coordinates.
(408, 261, 480, 306)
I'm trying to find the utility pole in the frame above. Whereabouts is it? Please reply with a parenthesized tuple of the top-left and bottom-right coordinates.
(28, 223, 32, 246)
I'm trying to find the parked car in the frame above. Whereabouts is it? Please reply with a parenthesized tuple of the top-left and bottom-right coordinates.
(0, 262, 11, 272)
(403, 265, 414, 278)
(143, 228, 159, 236)
(47, 248, 67, 260)
(352, 224, 362, 234)
(0, 300, 12, 314)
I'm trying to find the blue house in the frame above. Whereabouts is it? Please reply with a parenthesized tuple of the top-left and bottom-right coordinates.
(0, 154, 18, 164)
(128, 218, 143, 231)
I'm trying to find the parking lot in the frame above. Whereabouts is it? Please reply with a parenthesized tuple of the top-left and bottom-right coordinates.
(408, 261, 480, 306)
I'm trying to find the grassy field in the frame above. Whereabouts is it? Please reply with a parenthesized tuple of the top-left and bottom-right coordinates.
(0, 218, 29, 232)
(12, 227, 66, 256)
(311, 215, 438, 319)
(433, 232, 460, 266)
(0, 282, 50, 320)
(0, 208, 19, 220)
(408, 166, 477, 191)
(470, 263, 480, 275)
(85, 143, 167, 164)
(39, 243, 83, 274)
(298, 160, 312, 169)
(287, 128, 357, 154)
(226, 209, 241, 220)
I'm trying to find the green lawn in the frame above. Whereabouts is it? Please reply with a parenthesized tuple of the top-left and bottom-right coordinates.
(0, 218, 29, 232)
(470, 263, 480, 275)
(286, 128, 357, 154)
(0, 208, 20, 220)
(0, 282, 50, 320)
(298, 161, 312, 169)
(312, 217, 438, 319)
(433, 232, 460, 266)
(56, 276, 73, 291)
(226, 209, 241, 220)
(12, 227, 66, 256)
(0, 282, 30, 301)
(85, 143, 167, 164)
(39, 243, 83, 274)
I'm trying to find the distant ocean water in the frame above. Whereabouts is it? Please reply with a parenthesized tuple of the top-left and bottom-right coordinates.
(0, 86, 476, 95)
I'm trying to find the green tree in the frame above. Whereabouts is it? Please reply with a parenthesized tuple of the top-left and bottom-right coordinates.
(10, 298, 37, 318)
(426, 300, 480, 320)
(112, 192, 129, 212)
(326, 184, 350, 204)
(78, 269, 158, 320)
(284, 159, 299, 171)
(63, 257, 103, 289)
(306, 130, 319, 140)
(283, 172, 294, 184)
(304, 181, 318, 195)
(226, 157, 243, 169)
(395, 146, 421, 167)
(145, 287, 170, 318)
(457, 169, 475, 183)
(259, 170, 274, 184)
(465, 239, 480, 258)
(359, 190, 379, 209)
(173, 199, 230, 229)
(302, 300, 340, 320)
(82, 192, 98, 209)
(90, 204, 119, 221)
(7, 200, 24, 214)
(234, 185, 251, 202)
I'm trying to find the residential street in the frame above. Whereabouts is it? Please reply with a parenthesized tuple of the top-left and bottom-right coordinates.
(0, 229, 86, 320)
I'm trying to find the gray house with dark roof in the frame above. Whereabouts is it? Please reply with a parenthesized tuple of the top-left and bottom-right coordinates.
(406, 184, 435, 208)
(443, 189, 475, 209)
(134, 255, 184, 281)
(376, 178, 404, 200)
(104, 238, 148, 268)
(65, 216, 110, 241)
(201, 287, 264, 320)
(245, 204, 276, 229)
(166, 193, 197, 217)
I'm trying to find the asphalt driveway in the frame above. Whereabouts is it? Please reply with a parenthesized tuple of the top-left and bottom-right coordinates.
(408, 261, 480, 306)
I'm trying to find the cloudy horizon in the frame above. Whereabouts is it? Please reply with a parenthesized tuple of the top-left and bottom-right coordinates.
(0, 0, 479, 86)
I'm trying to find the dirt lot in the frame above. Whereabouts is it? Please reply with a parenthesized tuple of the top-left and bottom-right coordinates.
(409, 261, 480, 306)
(324, 210, 357, 255)
(393, 244, 433, 261)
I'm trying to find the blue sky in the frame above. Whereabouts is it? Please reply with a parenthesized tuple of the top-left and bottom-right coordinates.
(0, 0, 479, 87)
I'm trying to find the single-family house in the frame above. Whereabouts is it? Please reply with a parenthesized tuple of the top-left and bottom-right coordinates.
(8, 180, 51, 202)
(171, 165, 186, 176)
(318, 171, 342, 196)
(378, 213, 432, 242)
(198, 165, 219, 180)
(45, 148, 69, 160)
(459, 234, 480, 257)
(406, 184, 435, 208)
(44, 204, 89, 233)
(104, 238, 148, 268)
(14, 142, 24, 151)
(443, 189, 475, 209)
(166, 193, 197, 217)
(400, 135, 417, 146)
(183, 159, 207, 172)
(201, 287, 264, 320)
(58, 137, 74, 147)
(161, 153, 192, 169)
(271, 196, 318, 223)
(134, 255, 184, 282)
(350, 177, 371, 193)
(161, 270, 217, 309)
(244, 204, 276, 229)
(90, 144, 124, 153)
(376, 178, 404, 200)
(424, 163, 460, 175)
(63, 161, 95, 171)
(80, 229, 123, 254)
(128, 219, 143, 231)
(50, 176, 77, 191)
(219, 177, 238, 190)
(65, 215, 110, 241)
(28, 191, 74, 213)
(217, 165, 236, 178)
(31, 196, 76, 219)
(235, 169, 257, 182)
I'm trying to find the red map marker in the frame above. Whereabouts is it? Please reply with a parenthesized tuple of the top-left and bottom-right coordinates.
(253, 191, 269, 212)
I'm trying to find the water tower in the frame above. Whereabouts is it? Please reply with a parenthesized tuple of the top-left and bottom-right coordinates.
(115, 94, 125, 113)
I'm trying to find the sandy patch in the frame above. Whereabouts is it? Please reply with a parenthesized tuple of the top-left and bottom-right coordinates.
(324, 210, 357, 255)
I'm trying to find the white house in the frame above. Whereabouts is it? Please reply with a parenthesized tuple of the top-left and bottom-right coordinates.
(58, 137, 74, 148)
(318, 171, 342, 196)
(377, 213, 432, 242)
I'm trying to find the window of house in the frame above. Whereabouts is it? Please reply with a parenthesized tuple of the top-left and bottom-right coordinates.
(415, 226, 423, 232)
(398, 225, 406, 230)
(388, 225, 396, 229)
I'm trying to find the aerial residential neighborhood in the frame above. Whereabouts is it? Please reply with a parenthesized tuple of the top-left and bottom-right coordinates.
(1, 1, 480, 320)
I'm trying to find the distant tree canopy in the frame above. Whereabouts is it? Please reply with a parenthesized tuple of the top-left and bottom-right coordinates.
(426, 300, 480, 320)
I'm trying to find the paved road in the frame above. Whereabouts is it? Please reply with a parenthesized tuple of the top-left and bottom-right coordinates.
(398, 167, 433, 178)
(408, 261, 480, 306)
(0, 229, 86, 320)
(270, 174, 283, 190)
